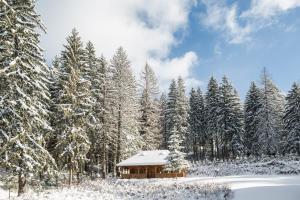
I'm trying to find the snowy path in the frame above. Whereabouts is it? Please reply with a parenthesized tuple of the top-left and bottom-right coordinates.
(184, 175, 300, 200)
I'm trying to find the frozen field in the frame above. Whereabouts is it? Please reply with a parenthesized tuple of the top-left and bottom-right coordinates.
(186, 175, 300, 200)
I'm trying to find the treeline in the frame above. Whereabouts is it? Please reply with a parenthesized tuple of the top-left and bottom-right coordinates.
(178, 69, 300, 160)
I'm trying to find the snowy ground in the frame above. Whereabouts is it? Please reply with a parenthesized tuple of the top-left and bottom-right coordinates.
(1, 157, 300, 200)
(1, 175, 300, 200)
(0, 178, 232, 200)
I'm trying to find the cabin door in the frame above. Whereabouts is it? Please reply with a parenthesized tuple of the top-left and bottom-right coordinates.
(147, 167, 155, 178)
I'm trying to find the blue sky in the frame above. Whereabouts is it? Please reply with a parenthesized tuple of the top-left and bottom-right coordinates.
(178, 0, 300, 98)
(37, 0, 300, 98)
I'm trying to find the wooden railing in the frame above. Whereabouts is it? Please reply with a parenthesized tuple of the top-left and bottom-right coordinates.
(121, 173, 147, 179)
(155, 171, 186, 178)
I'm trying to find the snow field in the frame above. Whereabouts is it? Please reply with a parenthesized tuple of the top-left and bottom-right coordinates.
(1, 178, 232, 200)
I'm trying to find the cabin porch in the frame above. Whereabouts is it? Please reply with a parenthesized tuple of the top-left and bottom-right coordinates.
(119, 165, 186, 179)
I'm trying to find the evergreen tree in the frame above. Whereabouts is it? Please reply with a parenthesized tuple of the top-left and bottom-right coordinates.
(54, 29, 90, 185)
(218, 76, 244, 159)
(176, 77, 189, 151)
(205, 77, 220, 159)
(159, 93, 168, 149)
(139, 63, 161, 150)
(164, 126, 189, 173)
(166, 80, 178, 147)
(98, 55, 117, 178)
(84, 41, 97, 166)
(188, 87, 206, 160)
(283, 83, 300, 155)
(244, 82, 262, 156)
(48, 57, 61, 162)
(0, 0, 56, 195)
(257, 68, 284, 155)
(231, 89, 244, 157)
(84, 41, 104, 177)
(110, 47, 142, 173)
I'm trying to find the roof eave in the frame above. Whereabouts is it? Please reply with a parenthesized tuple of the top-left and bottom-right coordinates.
(117, 163, 167, 167)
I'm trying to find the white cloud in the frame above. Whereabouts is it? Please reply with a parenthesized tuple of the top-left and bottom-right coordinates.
(214, 42, 223, 56)
(37, 0, 200, 90)
(149, 52, 198, 80)
(148, 51, 200, 90)
(284, 24, 298, 32)
(200, 0, 300, 44)
(200, 0, 251, 44)
(242, 0, 300, 19)
(185, 77, 204, 91)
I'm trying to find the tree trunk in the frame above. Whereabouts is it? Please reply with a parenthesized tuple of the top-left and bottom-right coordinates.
(116, 104, 122, 165)
(18, 172, 26, 196)
(202, 144, 206, 160)
(216, 136, 220, 160)
(106, 152, 109, 175)
(101, 150, 106, 179)
(101, 128, 107, 178)
(112, 152, 117, 177)
(193, 138, 197, 160)
(210, 138, 214, 160)
(68, 163, 73, 186)
(77, 171, 80, 185)
(101, 85, 107, 179)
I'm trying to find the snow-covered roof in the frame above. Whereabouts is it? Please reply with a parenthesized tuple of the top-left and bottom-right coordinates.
(117, 150, 170, 167)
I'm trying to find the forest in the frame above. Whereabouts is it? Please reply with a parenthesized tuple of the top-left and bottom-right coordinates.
(0, 0, 300, 197)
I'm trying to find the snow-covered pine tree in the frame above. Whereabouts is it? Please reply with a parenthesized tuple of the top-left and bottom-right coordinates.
(166, 80, 178, 147)
(188, 87, 206, 160)
(82, 42, 117, 179)
(84, 41, 102, 175)
(110, 47, 142, 170)
(283, 82, 300, 155)
(176, 77, 189, 151)
(0, 0, 56, 195)
(159, 93, 168, 149)
(54, 29, 90, 185)
(205, 77, 220, 160)
(98, 54, 117, 178)
(139, 63, 161, 150)
(196, 88, 207, 159)
(231, 89, 245, 157)
(47, 57, 62, 162)
(164, 126, 189, 173)
(244, 82, 262, 156)
(257, 68, 284, 156)
(218, 76, 244, 159)
(82, 46, 117, 178)
(188, 88, 198, 159)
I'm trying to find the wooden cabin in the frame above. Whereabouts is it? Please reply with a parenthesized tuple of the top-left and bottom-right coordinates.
(117, 150, 186, 179)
